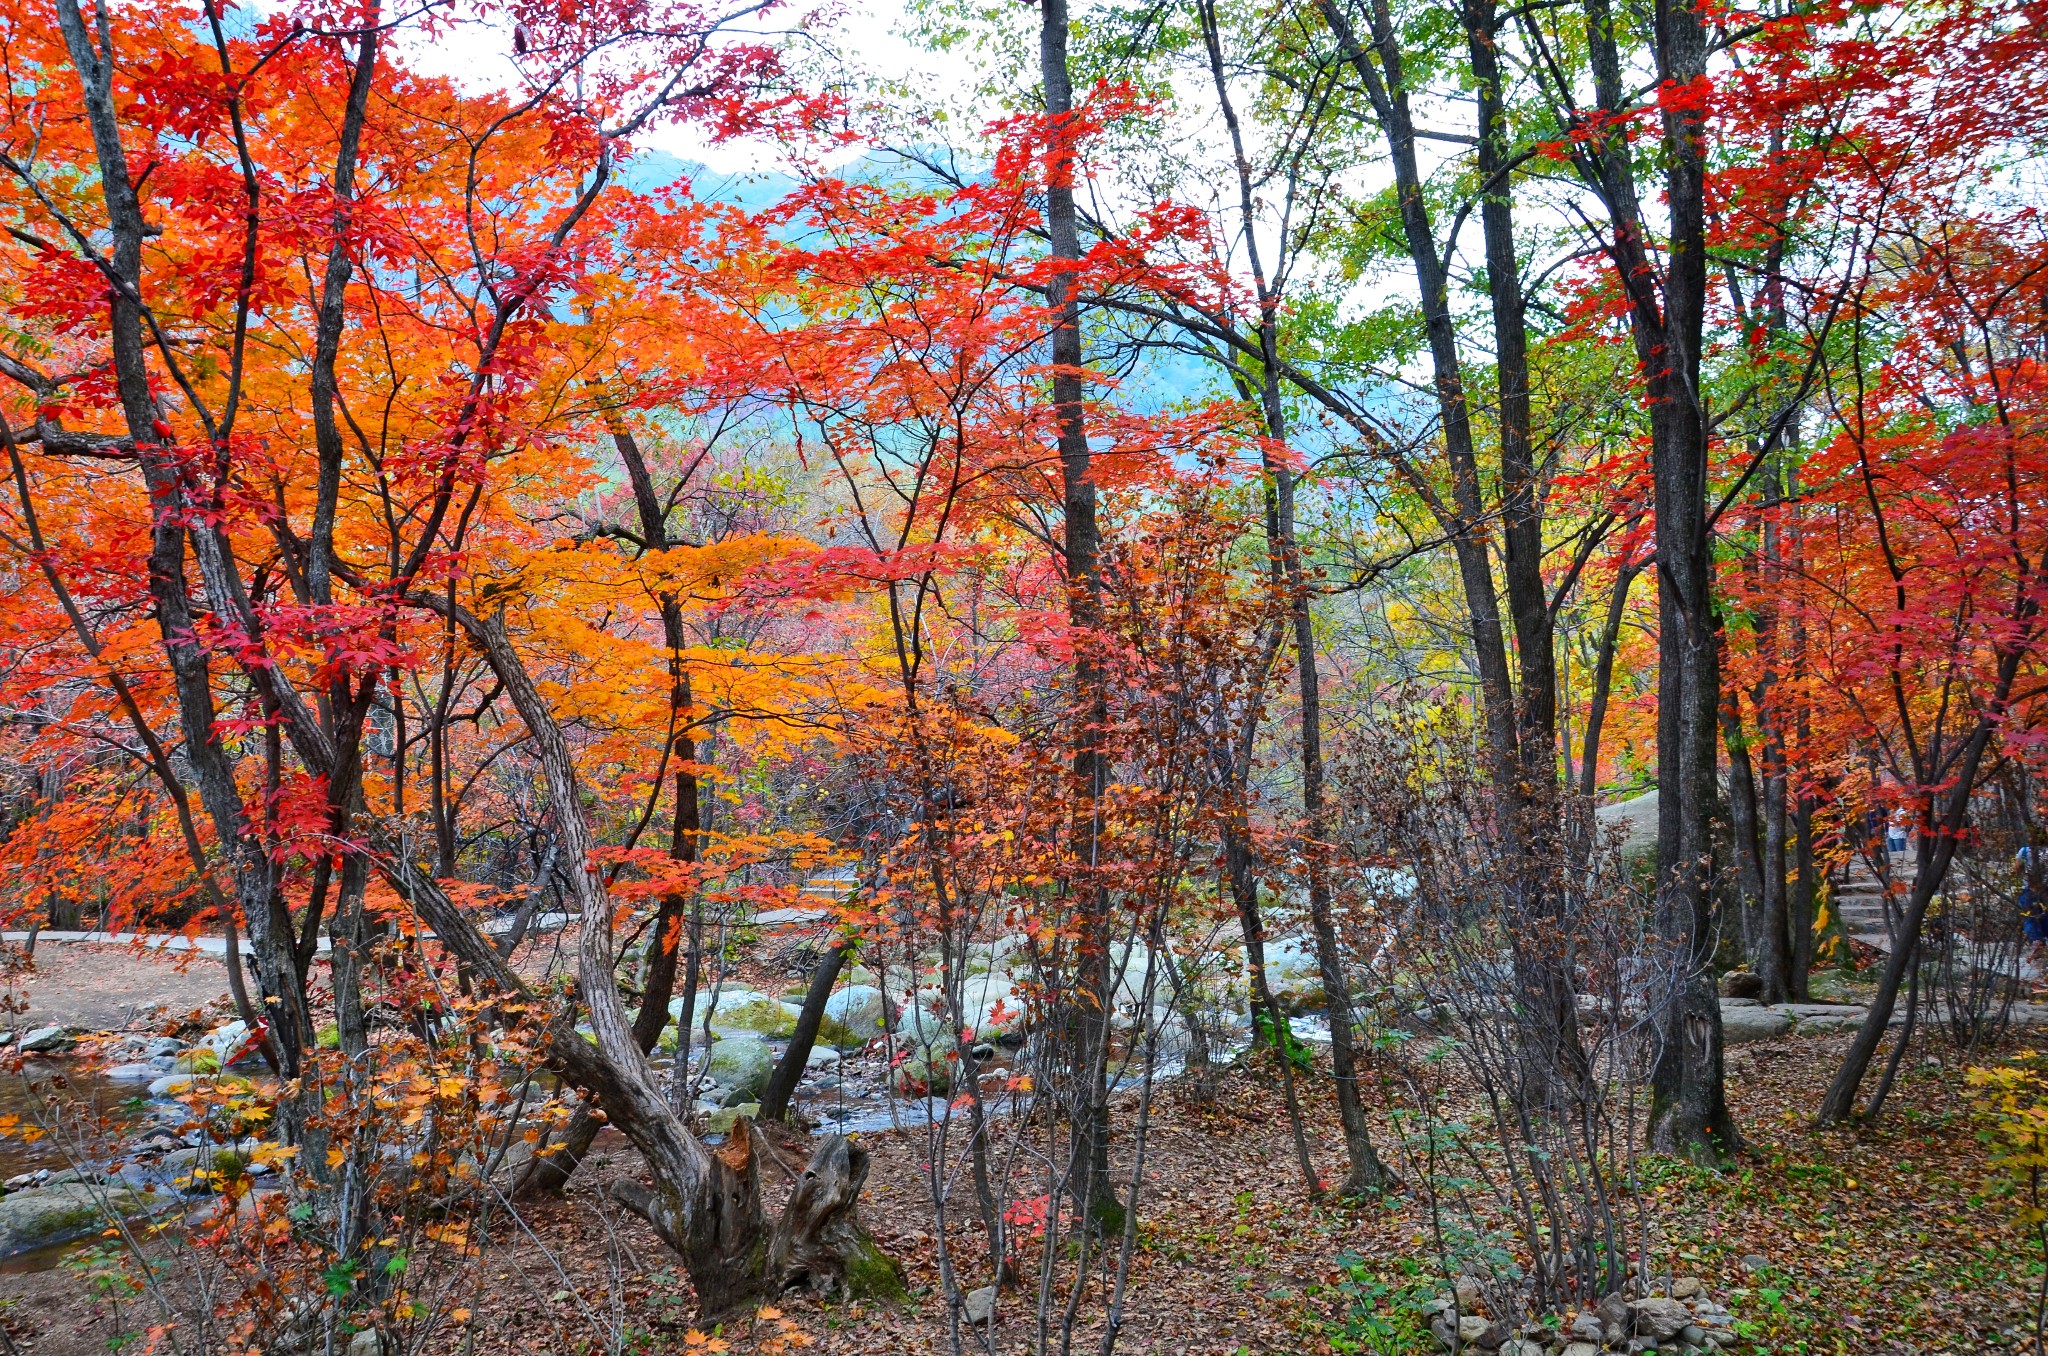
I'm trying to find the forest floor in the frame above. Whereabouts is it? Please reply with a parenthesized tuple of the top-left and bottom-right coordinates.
(0, 949, 2038, 1355)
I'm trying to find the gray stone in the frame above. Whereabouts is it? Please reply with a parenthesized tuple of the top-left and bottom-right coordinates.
(821, 985, 888, 1043)
(1598, 1293, 1632, 1340)
(705, 1037, 774, 1105)
(962, 977, 1023, 1042)
(1595, 788, 1660, 862)
(1261, 938, 1328, 1011)
(963, 1283, 997, 1326)
(1777, 1003, 1867, 1034)
(1719, 970, 1764, 999)
(102, 1062, 160, 1082)
(804, 1046, 840, 1069)
(895, 999, 955, 1049)
(1678, 1325, 1707, 1348)
(18, 1026, 69, 1053)
(1720, 1003, 1792, 1043)
(1459, 1315, 1510, 1349)
(1563, 1345, 1601, 1356)
(1629, 1298, 1691, 1342)
(0, 1182, 176, 1256)
(1569, 1314, 1605, 1341)
(145, 1037, 184, 1058)
(1739, 1253, 1770, 1272)
(348, 1329, 385, 1356)
(1671, 1277, 1703, 1300)
(200, 1021, 252, 1063)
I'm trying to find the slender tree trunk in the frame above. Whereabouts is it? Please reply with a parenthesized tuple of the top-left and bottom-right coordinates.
(1197, 0, 1388, 1192)
(53, 0, 315, 1090)
(1816, 710, 2011, 1122)
(1223, 830, 1321, 1195)
(1720, 693, 1769, 973)
(1791, 790, 1817, 1001)
(1269, 412, 1387, 1194)
(1580, 559, 1640, 802)
(1323, 0, 1589, 1104)
(1040, 0, 1114, 1225)
(757, 942, 852, 1123)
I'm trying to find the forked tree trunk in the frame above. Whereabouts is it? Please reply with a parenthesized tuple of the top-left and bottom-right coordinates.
(1572, 0, 1737, 1163)
(397, 600, 899, 1316)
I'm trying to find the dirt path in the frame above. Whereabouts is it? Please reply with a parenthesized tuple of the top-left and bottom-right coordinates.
(4, 943, 230, 1034)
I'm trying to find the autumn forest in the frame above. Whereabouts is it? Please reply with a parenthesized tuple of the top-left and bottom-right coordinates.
(0, 0, 2043, 1352)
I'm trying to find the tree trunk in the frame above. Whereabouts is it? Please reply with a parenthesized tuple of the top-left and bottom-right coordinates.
(1196, 0, 1389, 1194)
(1223, 829, 1322, 1195)
(409, 603, 896, 1316)
(1579, 558, 1641, 801)
(758, 942, 852, 1123)
(1573, 0, 1737, 1163)
(1815, 710, 2011, 1123)
(1323, 0, 1588, 1104)
(1790, 791, 1817, 1001)
(1039, 0, 1114, 1225)
(1720, 693, 1770, 977)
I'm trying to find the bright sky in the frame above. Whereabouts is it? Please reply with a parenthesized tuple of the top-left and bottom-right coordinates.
(385, 0, 971, 174)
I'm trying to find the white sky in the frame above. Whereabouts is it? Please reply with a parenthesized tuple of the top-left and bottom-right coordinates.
(384, 0, 970, 174)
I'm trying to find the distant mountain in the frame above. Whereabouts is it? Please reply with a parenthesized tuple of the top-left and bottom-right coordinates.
(615, 149, 799, 214)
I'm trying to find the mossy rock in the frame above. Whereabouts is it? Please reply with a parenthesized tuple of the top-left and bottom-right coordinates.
(841, 1234, 908, 1302)
(816, 1016, 861, 1050)
(0, 1183, 177, 1256)
(891, 1043, 957, 1097)
(704, 1103, 760, 1134)
(316, 1024, 341, 1051)
(163, 1147, 246, 1192)
(823, 986, 888, 1045)
(709, 998, 800, 1039)
(706, 1036, 774, 1104)
(1808, 970, 1857, 1002)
